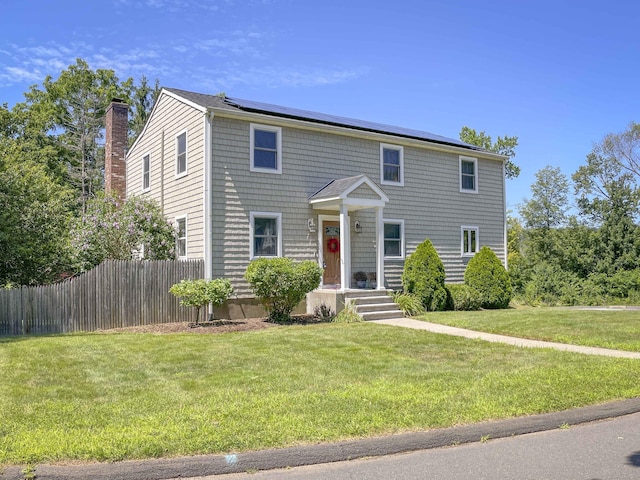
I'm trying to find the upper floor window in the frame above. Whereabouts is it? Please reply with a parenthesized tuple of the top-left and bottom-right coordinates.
(380, 144, 404, 185)
(176, 216, 187, 258)
(250, 124, 282, 174)
(250, 212, 282, 258)
(383, 219, 405, 259)
(459, 156, 477, 193)
(461, 226, 479, 256)
(142, 154, 150, 191)
(176, 131, 187, 177)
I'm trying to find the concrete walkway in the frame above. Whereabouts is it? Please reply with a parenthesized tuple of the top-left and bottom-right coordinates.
(372, 318, 640, 359)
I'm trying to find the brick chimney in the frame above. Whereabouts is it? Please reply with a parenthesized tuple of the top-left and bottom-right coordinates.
(105, 99, 129, 202)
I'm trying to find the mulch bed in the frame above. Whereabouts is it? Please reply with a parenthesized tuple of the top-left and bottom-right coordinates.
(101, 315, 325, 335)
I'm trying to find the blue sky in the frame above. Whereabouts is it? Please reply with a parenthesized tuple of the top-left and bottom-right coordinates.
(2, 0, 640, 213)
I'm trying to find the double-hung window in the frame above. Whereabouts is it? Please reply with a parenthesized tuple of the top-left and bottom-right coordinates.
(176, 131, 187, 177)
(250, 124, 282, 174)
(142, 154, 150, 191)
(250, 212, 282, 258)
(380, 144, 404, 185)
(176, 216, 187, 258)
(461, 226, 479, 256)
(459, 156, 477, 193)
(383, 219, 404, 259)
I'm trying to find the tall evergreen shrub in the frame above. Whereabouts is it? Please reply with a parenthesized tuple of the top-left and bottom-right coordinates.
(401, 239, 447, 311)
(464, 246, 513, 309)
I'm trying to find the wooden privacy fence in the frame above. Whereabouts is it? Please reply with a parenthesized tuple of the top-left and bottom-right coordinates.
(0, 259, 204, 336)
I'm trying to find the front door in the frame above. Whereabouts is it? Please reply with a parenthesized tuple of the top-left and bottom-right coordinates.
(322, 221, 341, 287)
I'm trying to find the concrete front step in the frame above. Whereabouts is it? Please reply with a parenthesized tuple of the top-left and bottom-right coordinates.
(359, 310, 405, 321)
(350, 295, 396, 306)
(356, 302, 402, 313)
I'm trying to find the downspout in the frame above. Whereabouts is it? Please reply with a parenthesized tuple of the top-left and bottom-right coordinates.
(204, 111, 214, 281)
(503, 162, 508, 270)
(160, 130, 165, 213)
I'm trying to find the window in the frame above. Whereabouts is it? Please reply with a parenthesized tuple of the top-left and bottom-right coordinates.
(250, 212, 282, 258)
(460, 156, 477, 193)
(142, 154, 150, 191)
(176, 131, 187, 176)
(176, 216, 187, 258)
(250, 124, 282, 174)
(461, 226, 479, 256)
(383, 219, 404, 259)
(380, 144, 404, 185)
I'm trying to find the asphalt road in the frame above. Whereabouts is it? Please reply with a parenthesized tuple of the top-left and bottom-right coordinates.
(199, 412, 640, 480)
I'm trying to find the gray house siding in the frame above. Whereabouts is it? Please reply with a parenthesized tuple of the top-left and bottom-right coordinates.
(210, 114, 505, 296)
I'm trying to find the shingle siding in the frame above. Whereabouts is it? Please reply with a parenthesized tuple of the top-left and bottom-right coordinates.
(127, 94, 206, 259)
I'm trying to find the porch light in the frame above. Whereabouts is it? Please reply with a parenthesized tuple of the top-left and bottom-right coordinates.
(307, 218, 317, 233)
(354, 221, 362, 234)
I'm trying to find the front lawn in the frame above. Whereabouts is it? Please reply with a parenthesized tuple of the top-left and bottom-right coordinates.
(1, 322, 640, 466)
(418, 307, 640, 352)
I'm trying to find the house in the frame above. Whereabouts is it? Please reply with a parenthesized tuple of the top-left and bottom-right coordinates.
(105, 88, 507, 318)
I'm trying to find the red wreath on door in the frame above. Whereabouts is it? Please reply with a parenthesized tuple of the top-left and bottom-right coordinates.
(327, 238, 340, 253)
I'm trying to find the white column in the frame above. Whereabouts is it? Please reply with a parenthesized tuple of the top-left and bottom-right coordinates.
(339, 204, 349, 290)
(376, 207, 385, 290)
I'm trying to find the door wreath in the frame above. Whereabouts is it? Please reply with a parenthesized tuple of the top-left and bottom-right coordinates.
(327, 238, 340, 253)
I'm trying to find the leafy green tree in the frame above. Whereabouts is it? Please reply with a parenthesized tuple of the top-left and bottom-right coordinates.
(0, 149, 75, 286)
(71, 193, 176, 272)
(129, 75, 161, 145)
(169, 279, 234, 324)
(244, 258, 322, 322)
(459, 126, 520, 179)
(464, 246, 512, 309)
(401, 238, 447, 311)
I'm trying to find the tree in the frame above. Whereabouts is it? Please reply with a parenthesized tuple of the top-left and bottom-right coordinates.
(169, 279, 233, 324)
(71, 193, 176, 272)
(129, 76, 161, 144)
(459, 126, 520, 179)
(0, 147, 75, 286)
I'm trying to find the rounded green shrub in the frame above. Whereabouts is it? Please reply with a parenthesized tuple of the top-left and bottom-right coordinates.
(464, 246, 512, 309)
(446, 284, 482, 311)
(169, 278, 234, 324)
(401, 238, 447, 311)
(245, 257, 322, 322)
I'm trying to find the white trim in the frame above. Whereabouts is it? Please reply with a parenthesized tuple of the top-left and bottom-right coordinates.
(461, 226, 479, 256)
(249, 211, 282, 259)
(503, 161, 508, 270)
(459, 156, 478, 193)
(175, 215, 188, 259)
(175, 129, 188, 178)
(380, 143, 404, 186)
(203, 112, 214, 281)
(383, 219, 405, 260)
(250, 123, 282, 174)
(141, 152, 151, 192)
(209, 107, 507, 163)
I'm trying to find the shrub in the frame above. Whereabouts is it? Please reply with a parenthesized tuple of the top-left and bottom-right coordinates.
(521, 262, 582, 306)
(390, 291, 425, 316)
(332, 302, 363, 323)
(464, 246, 512, 309)
(245, 257, 322, 322)
(401, 238, 447, 311)
(446, 284, 482, 311)
(169, 278, 234, 324)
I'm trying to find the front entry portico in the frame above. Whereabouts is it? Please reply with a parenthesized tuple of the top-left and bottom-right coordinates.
(309, 174, 389, 291)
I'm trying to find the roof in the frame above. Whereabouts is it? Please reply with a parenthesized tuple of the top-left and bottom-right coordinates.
(163, 87, 485, 152)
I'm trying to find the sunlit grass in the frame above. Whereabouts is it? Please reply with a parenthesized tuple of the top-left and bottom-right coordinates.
(418, 307, 640, 351)
(1, 322, 639, 465)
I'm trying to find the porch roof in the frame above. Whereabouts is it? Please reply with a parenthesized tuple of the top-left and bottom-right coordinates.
(309, 174, 389, 211)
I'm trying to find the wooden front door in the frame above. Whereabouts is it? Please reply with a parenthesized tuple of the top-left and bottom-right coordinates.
(322, 221, 341, 287)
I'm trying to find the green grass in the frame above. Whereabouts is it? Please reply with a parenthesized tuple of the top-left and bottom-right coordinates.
(417, 307, 640, 352)
(1, 322, 640, 465)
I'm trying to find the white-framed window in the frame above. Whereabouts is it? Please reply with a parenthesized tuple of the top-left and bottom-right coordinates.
(380, 144, 404, 186)
(461, 226, 479, 256)
(383, 219, 405, 259)
(142, 153, 150, 191)
(250, 124, 282, 174)
(176, 216, 187, 259)
(459, 156, 478, 193)
(176, 130, 187, 177)
(250, 212, 282, 259)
